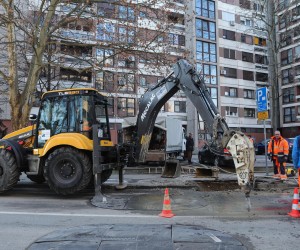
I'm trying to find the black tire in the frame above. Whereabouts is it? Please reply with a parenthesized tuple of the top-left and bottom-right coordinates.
(44, 147, 92, 195)
(198, 153, 204, 164)
(27, 175, 45, 184)
(87, 169, 113, 189)
(0, 150, 20, 193)
(101, 169, 113, 183)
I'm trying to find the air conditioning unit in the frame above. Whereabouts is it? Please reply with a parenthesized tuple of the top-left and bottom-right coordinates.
(230, 21, 235, 26)
(220, 70, 227, 75)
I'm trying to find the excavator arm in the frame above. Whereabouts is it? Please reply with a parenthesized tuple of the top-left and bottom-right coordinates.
(135, 59, 255, 196)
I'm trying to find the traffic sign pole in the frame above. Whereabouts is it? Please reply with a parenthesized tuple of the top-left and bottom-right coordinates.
(263, 120, 268, 176)
(256, 87, 270, 176)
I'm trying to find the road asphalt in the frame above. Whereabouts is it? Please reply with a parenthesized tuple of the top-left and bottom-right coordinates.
(26, 155, 300, 250)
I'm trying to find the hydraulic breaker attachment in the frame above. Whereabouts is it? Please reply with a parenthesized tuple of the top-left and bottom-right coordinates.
(161, 159, 181, 178)
(224, 131, 255, 198)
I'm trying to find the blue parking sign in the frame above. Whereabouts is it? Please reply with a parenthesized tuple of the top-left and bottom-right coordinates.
(256, 87, 269, 112)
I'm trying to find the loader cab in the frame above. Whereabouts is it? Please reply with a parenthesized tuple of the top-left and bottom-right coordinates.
(35, 89, 110, 148)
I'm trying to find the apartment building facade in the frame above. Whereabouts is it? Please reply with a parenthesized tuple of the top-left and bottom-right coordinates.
(0, 1, 188, 143)
(186, 0, 273, 144)
(3, 0, 298, 144)
(278, 0, 300, 137)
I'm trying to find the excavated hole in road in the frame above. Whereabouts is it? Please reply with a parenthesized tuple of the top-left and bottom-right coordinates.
(195, 180, 240, 191)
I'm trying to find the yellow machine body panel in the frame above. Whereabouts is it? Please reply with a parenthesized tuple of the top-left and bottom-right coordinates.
(3, 125, 34, 140)
(36, 132, 114, 157)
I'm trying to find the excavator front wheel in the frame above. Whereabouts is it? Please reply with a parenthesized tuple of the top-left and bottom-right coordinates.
(44, 147, 92, 195)
(0, 150, 20, 193)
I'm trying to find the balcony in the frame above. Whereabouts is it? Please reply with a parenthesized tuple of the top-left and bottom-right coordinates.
(60, 30, 94, 41)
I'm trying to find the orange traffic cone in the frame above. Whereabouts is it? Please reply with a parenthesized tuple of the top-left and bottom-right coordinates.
(159, 188, 175, 218)
(288, 188, 300, 218)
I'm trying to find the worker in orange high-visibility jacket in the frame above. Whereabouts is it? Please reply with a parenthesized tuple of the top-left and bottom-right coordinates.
(267, 130, 289, 180)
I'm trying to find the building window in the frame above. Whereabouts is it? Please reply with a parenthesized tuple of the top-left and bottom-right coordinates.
(224, 48, 235, 59)
(174, 101, 186, 112)
(96, 48, 114, 67)
(168, 33, 185, 46)
(279, 15, 286, 30)
(60, 68, 91, 82)
(295, 46, 300, 61)
(255, 54, 268, 65)
(253, 37, 267, 46)
(96, 23, 115, 41)
(117, 55, 135, 68)
(223, 67, 237, 78)
(244, 89, 255, 99)
(223, 30, 235, 41)
(207, 87, 218, 107)
(294, 26, 300, 37)
(283, 88, 294, 104)
(195, 0, 215, 19)
(284, 107, 296, 123)
(139, 75, 160, 88)
(200, 64, 217, 84)
(280, 33, 292, 47)
(256, 72, 268, 82)
(241, 34, 253, 44)
(253, 2, 264, 11)
(282, 68, 294, 85)
(222, 11, 235, 22)
(244, 108, 255, 118)
(117, 98, 135, 117)
(97, 3, 115, 18)
(239, 0, 251, 9)
(196, 41, 216, 62)
(240, 18, 252, 26)
(243, 70, 254, 81)
(225, 87, 237, 97)
(225, 106, 238, 116)
(95, 71, 114, 91)
(117, 74, 135, 92)
(242, 52, 253, 62)
(139, 53, 158, 65)
(281, 49, 293, 65)
(118, 5, 135, 21)
(118, 27, 135, 43)
(195, 19, 216, 41)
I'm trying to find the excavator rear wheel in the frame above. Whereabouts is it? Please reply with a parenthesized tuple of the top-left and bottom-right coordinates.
(44, 147, 92, 195)
(0, 150, 20, 193)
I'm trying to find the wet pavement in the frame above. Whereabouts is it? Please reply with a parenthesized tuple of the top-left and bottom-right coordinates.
(27, 224, 247, 250)
(24, 156, 299, 250)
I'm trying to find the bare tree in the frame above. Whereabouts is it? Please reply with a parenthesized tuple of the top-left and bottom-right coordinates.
(239, 0, 296, 131)
(0, 0, 93, 130)
(0, 0, 186, 130)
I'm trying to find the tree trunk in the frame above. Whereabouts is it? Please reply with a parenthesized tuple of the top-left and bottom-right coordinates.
(6, 1, 22, 131)
(266, 0, 280, 132)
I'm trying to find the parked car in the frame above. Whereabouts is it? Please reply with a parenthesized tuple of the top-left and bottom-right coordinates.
(255, 139, 270, 155)
(198, 143, 235, 168)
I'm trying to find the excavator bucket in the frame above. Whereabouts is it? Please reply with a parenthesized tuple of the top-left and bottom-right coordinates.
(161, 159, 181, 178)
